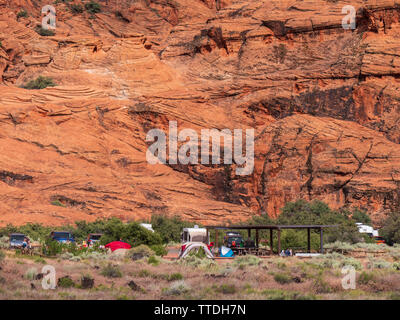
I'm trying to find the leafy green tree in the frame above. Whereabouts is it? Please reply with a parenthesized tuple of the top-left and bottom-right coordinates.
(380, 211, 400, 245)
(150, 215, 194, 243)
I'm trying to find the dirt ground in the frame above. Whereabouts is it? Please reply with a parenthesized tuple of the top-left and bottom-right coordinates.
(0, 247, 400, 300)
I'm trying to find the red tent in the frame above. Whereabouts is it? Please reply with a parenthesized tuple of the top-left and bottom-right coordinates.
(105, 241, 131, 252)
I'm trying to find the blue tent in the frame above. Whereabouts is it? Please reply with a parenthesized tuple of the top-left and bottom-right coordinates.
(219, 246, 234, 257)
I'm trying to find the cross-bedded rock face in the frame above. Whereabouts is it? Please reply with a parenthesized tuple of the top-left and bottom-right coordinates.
(1, 0, 400, 226)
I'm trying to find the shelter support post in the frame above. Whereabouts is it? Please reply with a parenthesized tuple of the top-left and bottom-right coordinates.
(269, 229, 273, 254)
(320, 228, 324, 254)
(215, 229, 219, 255)
(277, 228, 281, 254)
(255, 229, 259, 248)
(247, 228, 251, 238)
(307, 228, 311, 253)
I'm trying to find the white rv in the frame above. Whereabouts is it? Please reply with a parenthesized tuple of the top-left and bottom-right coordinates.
(181, 225, 208, 243)
(355, 222, 379, 237)
(140, 223, 155, 233)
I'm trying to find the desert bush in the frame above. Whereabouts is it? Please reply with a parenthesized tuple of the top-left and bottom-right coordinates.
(147, 255, 160, 266)
(57, 276, 75, 288)
(35, 27, 55, 36)
(262, 289, 316, 300)
(0, 250, 5, 262)
(85, 1, 101, 14)
(393, 262, 400, 270)
(24, 268, 38, 280)
(129, 244, 155, 261)
(17, 10, 28, 18)
(150, 215, 194, 243)
(162, 280, 190, 296)
(42, 238, 63, 256)
(0, 236, 8, 249)
(340, 257, 362, 270)
(150, 244, 168, 256)
(232, 255, 261, 268)
(312, 275, 331, 293)
(80, 274, 94, 289)
(215, 284, 237, 294)
(22, 76, 56, 89)
(372, 260, 392, 269)
(380, 211, 400, 245)
(354, 243, 387, 251)
(177, 255, 216, 269)
(273, 273, 293, 284)
(167, 273, 183, 281)
(101, 263, 122, 278)
(70, 4, 83, 14)
(358, 271, 375, 285)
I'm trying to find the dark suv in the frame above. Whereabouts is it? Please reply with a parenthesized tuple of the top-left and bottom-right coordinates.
(224, 232, 244, 248)
(50, 231, 75, 243)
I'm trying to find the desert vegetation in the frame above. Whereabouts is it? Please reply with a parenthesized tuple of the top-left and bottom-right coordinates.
(0, 200, 399, 299)
(0, 244, 399, 300)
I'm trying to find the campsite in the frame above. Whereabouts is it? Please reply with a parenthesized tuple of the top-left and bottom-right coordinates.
(0, 200, 400, 300)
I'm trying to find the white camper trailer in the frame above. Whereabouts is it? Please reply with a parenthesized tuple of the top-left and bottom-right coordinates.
(180, 225, 208, 243)
(140, 223, 155, 233)
(355, 222, 379, 237)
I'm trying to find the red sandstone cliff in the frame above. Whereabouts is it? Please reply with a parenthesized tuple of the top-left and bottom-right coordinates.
(1, 0, 400, 226)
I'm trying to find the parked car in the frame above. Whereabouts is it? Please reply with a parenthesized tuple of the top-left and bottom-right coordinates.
(50, 231, 75, 243)
(9, 233, 27, 249)
(374, 236, 386, 245)
(87, 233, 102, 246)
(224, 232, 244, 248)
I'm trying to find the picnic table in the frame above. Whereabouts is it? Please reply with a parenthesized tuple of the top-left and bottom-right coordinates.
(232, 247, 272, 256)
(21, 243, 41, 256)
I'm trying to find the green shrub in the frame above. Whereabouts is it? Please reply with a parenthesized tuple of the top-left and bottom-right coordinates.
(22, 76, 56, 90)
(42, 238, 63, 256)
(162, 280, 190, 296)
(57, 276, 75, 288)
(393, 262, 400, 270)
(24, 267, 38, 280)
(233, 255, 261, 268)
(70, 4, 83, 14)
(35, 26, 55, 36)
(262, 289, 316, 300)
(80, 274, 94, 289)
(147, 255, 160, 266)
(167, 273, 183, 281)
(273, 273, 293, 284)
(17, 10, 28, 19)
(177, 255, 216, 269)
(372, 260, 392, 269)
(129, 245, 155, 260)
(101, 264, 122, 278)
(0, 237, 8, 249)
(312, 275, 331, 293)
(150, 215, 194, 243)
(380, 211, 400, 245)
(216, 284, 237, 294)
(358, 271, 375, 285)
(150, 244, 168, 256)
(85, 1, 101, 14)
(0, 250, 5, 262)
(34, 257, 46, 264)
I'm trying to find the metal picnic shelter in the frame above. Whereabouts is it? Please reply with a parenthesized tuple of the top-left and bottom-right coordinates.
(205, 224, 338, 255)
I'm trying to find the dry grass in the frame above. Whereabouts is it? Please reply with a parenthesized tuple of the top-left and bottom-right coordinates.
(0, 249, 399, 300)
